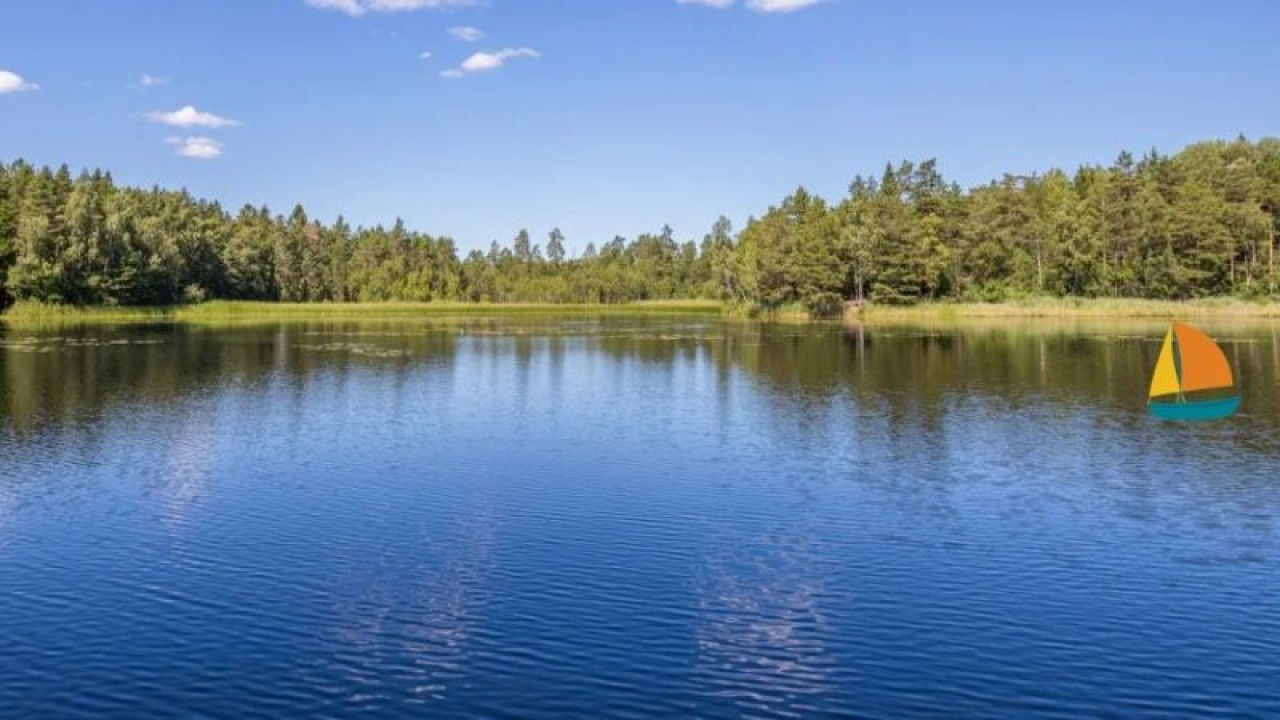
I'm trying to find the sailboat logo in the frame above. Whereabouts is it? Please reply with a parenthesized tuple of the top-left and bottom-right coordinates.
(1148, 322, 1241, 421)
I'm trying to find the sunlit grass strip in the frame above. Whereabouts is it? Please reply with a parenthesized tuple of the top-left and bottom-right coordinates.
(174, 300, 725, 320)
(13, 297, 1277, 327)
(0, 301, 174, 324)
(2, 299, 728, 325)
(855, 297, 1280, 321)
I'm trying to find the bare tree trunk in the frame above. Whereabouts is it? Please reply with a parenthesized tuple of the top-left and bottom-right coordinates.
(1036, 244, 1043, 292)
(1270, 220, 1276, 295)
(1250, 238, 1257, 286)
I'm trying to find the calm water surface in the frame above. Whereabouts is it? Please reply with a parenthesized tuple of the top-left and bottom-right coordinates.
(2, 315, 1279, 718)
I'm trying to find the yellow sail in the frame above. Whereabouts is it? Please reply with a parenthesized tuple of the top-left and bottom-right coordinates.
(1149, 327, 1180, 399)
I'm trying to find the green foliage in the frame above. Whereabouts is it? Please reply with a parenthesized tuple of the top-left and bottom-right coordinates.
(1, 137, 1278, 313)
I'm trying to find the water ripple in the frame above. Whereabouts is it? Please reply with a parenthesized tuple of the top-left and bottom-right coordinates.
(1, 319, 1278, 717)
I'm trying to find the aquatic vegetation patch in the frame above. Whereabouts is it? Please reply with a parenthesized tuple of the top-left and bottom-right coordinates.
(295, 342, 411, 359)
(0, 337, 166, 352)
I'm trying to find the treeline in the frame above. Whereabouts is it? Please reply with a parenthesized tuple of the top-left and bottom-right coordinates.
(1, 137, 1277, 313)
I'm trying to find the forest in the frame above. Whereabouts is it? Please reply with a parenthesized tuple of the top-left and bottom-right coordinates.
(1, 137, 1278, 315)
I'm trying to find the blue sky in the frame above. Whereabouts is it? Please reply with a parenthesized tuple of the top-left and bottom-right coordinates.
(2, 0, 1277, 253)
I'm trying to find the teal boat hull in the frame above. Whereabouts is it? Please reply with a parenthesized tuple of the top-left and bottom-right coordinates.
(1148, 395, 1241, 421)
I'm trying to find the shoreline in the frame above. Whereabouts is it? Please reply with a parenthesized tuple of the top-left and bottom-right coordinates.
(852, 298, 1280, 321)
(0, 299, 726, 325)
(4, 297, 1280, 326)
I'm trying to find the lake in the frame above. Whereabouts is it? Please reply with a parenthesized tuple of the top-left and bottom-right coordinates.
(2, 315, 1278, 718)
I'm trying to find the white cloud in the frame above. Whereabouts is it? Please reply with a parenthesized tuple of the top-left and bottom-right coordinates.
(140, 74, 170, 87)
(306, 0, 369, 15)
(448, 26, 484, 42)
(440, 47, 539, 78)
(450, 47, 539, 75)
(745, 0, 823, 12)
(0, 70, 39, 94)
(677, 0, 823, 11)
(146, 105, 240, 128)
(419, 50, 433, 59)
(306, 0, 481, 17)
(370, 0, 480, 10)
(166, 136, 224, 160)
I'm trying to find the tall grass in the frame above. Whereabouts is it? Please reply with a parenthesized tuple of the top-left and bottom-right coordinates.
(855, 297, 1280, 321)
(1, 300, 175, 323)
(175, 300, 724, 320)
(8, 297, 1280, 328)
(2, 299, 728, 326)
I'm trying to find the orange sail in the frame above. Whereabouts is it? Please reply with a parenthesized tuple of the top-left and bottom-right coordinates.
(1173, 322, 1233, 392)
